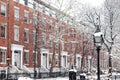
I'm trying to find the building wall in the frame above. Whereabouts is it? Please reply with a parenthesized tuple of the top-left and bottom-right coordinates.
(0, 0, 93, 72)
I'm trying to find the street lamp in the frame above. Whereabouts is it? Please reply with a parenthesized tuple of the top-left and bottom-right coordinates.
(93, 25, 104, 80)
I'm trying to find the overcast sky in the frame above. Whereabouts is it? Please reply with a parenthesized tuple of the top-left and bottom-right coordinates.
(79, 0, 105, 7)
(43, 0, 105, 8)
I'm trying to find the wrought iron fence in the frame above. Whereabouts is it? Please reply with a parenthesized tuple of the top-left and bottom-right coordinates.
(0, 71, 84, 79)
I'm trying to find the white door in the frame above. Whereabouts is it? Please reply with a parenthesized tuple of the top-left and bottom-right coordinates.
(43, 53, 47, 67)
(63, 56, 66, 67)
(14, 50, 21, 67)
(77, 57, 80, 68)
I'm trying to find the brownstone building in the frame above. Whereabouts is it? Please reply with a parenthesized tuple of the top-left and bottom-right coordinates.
(0, 0, 94, 76)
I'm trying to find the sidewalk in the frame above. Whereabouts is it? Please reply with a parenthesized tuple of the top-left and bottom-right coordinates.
(36, 77, 69, 80)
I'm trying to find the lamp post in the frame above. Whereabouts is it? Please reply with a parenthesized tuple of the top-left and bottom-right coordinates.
(93, 25, 103, 80)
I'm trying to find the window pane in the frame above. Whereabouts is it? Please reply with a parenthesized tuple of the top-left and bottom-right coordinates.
(24, 0, 28, 5)
(24, 11, 29, 23)
(0, 49, 6, 63)
(1, 3, 6, 16)
(24, 29, 29, 42)
(14, 26, 19, 41)
(33, 31, 36, 44)
(33, 15, 37, 26)
(1, 24, 6, 38)
(24, 51, 29, 64)
(14, 7, 19, 21)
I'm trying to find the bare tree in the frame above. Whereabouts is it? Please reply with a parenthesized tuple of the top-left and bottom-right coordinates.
(47, 0, 75, 75)
(82, 0, 120, 76)
(104, 0, 120, 75)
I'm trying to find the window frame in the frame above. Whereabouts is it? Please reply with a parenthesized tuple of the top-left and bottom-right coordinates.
(24, 10, 29, 23)
(1, 2, 6, 17)
(14, 25, 19, 41)
(0, 48, 6, 64)
(0, 23, 6, 38)
(23, 50, 29, 65)
(33, 14, 37, 26)
(14, 7, 19, 21)
(24, 28, 29, 43)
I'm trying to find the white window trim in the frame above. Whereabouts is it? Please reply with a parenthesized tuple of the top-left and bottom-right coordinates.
(1, 2, 6, 17)
(1, 23, 6, 38)
(33, 30, 36, 44)
(24, 28, 29, 43)
(14, 25, 19, 41)
(0, 46, 7, 64)
(24, 10, 29, 23)
(24, 50, 29, 65)
(14, 6, 19, 21)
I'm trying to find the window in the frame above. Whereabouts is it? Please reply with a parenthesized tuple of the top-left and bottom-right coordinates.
(14, 7, 19, 21)
(72, 44, 76, 51)
(0, 49, 6, 63)
(33, 51, 37, 64)
(33, 31, 36, 44)
(49, 21, 52, 31)
(49, 35, 53, 47)
(24, 29, 29, 43)
(14, 26, 19, 41)
(33, 15, 37, 26)
(55, 43, 59, 49)
(1, 3, 6, 16)
(48, 40, 52, 47)
(24, 51, 29, 64)
(24, 11, 29, 23)
(0, 24, 6, 38)
(42, 33, 46, 45)
(67, 43, 70, 51)
(42, 18, 46, 31)
(55, 24, 60, 33)
(14, 0, 19, 2)
(24, 0, 28, 5)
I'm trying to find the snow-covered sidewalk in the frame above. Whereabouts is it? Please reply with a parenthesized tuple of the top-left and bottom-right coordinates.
(36, 77, 69, 80)
(18, 77, 69, 80)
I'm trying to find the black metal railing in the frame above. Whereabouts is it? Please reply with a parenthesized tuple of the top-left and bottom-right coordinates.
(0, 70, 87, 79)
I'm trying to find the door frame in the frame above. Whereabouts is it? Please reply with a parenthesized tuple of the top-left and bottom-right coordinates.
(11, 44, 24, 68)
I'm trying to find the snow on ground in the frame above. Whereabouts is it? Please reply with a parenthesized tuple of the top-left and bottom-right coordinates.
(18, 73, 120, 80)
(37, 77, 69, 80)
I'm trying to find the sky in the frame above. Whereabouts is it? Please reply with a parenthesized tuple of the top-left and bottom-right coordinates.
(79, 0, 105, 7)
(43, 0, 105, 8)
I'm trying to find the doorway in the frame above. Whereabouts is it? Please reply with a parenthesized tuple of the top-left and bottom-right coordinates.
(14, 50, 21, 68)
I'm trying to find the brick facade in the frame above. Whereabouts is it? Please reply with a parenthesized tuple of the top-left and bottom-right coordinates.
(0, 0, 94, 73)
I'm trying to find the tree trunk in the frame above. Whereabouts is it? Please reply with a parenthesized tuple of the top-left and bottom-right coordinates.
(49, 43, 56, 76)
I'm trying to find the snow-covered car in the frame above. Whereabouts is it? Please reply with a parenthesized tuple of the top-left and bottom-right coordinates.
(18, 77, 33, 80)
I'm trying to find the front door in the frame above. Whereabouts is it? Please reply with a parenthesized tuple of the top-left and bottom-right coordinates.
(14, 50, 21, 67)
(43, 53, 47, 67)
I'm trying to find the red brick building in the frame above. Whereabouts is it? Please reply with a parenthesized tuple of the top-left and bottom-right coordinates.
(0, 0, 93, 75)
